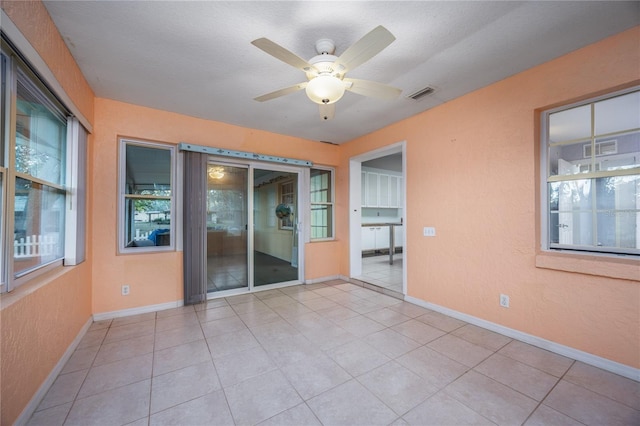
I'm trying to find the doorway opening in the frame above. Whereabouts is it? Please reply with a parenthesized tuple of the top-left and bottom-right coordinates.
(349, 142, 406, 295)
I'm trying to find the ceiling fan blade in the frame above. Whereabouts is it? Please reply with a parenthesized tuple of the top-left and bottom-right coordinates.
(344, 78, 401, 100)
(333, 26, 395, 74)
(254, 82, 307, 102)
(319, 103, 335, 121)
(251, 38, 314, 73)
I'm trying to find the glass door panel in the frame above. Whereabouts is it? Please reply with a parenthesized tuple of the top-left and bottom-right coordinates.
(253, 169, 299, 287)
(206, 163, 248, 293)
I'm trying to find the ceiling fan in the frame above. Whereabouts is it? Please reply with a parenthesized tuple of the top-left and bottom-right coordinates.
(252, 25, 402, 120)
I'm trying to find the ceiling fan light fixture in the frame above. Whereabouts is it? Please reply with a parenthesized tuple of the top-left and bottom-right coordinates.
(208, 166, 225, 179)
(305, 75, 345, 105)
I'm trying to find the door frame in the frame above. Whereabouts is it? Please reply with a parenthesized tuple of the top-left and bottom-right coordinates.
(349, 141, 407, 294)
(251, 163, 305, 290)
(205, 156, 306, 298)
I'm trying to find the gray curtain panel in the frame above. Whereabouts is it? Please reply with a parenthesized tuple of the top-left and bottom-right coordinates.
(182, 151, 207, 305)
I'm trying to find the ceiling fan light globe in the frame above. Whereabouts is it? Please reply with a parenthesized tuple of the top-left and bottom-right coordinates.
(305, 75, 345, 105)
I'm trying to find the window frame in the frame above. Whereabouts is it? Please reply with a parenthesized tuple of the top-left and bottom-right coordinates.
(118, 138, 176, 254)
(540, 86, 640, 257)
(309, 166, 335, 241)
(1, 38, 87, 292)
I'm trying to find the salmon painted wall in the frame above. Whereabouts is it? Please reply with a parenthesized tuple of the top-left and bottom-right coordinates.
(1, 267, 93, 424)
(0, 1, 95, 424)
(91, 98, 340, 315)
(339, 27, 640, 369)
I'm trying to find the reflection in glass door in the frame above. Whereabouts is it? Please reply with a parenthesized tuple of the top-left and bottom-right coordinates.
(253, 169, 300, 286)
(206, 163, 248, 294)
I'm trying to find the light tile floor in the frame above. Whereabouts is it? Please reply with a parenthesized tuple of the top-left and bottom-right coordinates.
(28, 280, 640, 426)
(360, 254, 403, 293)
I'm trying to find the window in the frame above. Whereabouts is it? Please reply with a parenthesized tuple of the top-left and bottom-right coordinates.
(119, 139, 175, 252)
(542, 88, 640, 256)
(1, 38, 86, 292)
(310, 167, 334, 240)
(278, 180, 295, 230)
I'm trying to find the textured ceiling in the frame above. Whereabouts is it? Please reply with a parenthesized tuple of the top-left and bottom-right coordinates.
(43, 1, 639, 144)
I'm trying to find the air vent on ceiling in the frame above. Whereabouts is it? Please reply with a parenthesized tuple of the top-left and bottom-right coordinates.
(407, 86, 435, 100)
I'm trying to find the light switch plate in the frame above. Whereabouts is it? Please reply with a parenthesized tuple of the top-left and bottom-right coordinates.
(423, 227, 436, 237)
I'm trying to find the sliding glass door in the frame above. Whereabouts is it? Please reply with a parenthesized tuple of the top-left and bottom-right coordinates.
(253, 168, 300, 287)
(205, 161, 302, 296)
(206, 163, 249, 294)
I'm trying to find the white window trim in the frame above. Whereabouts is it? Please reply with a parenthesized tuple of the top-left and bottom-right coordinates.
(118, 138, 176, 254)
(64, 118, 87, 265)
(540, 86, 640, 258)
(309, 166, 335, 241)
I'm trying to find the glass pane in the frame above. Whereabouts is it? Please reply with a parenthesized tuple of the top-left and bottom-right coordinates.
(596, 175, 639, 250)
(15, 79, 66, 184)
(1, 52, 6, 166)
(125, 144, 171, 195)
(549, 141, 593, 176)
(311, 168, 331, 202)
(594, 132, 640, 172)
(254, 169, 298, 287)
(207, 164, 248, 293)
(548, 179, 593, 247)
(124, 198, 171, 247)
(549, 176, 639, 252)
(594, 91, 640, 136)
(549, 104, 591, 144)
(311, 204, 333, 239)
(0, 172, 3, 285)
(13, 177, 65, 276)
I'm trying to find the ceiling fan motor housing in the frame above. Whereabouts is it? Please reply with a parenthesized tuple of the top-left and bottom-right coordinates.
(306, 54, 340, 77)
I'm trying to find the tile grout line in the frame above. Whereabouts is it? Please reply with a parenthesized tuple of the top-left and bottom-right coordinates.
(59, 319, 112, 426)
(145, 311, 158, 425)
(520, 359, 584, 426)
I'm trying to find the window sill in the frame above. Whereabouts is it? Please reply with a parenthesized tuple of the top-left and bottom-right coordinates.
(118, 246, 175, 255)
(536, 251, 640, 281)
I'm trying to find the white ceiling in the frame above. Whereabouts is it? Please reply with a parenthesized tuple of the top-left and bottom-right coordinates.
(42, 1, 639, 145)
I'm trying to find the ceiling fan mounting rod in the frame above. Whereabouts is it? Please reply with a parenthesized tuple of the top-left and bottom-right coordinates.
(315, 38, 335, 55)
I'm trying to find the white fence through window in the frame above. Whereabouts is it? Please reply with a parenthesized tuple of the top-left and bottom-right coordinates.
(14, 234, 58, 258)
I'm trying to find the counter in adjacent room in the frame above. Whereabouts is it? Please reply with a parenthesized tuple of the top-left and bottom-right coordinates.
(361, 222, 403, 264)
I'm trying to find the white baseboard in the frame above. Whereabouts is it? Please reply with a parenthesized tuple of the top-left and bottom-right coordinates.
(93, 300, 183, 321)
(405, 295, 640, 382)
(15, 317, 93, 426)
(305, 275, 343, 284)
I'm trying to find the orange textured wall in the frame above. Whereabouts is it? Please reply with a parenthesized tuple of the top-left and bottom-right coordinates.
(1, 267, 92, 425)
(92, 98, 340, 314)
(339, 26, 640, 368)
(0, 2, 95, 424)
(305, 240, 343, 280)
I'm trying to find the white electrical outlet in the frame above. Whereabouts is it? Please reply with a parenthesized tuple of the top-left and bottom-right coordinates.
(122, 285, 130, 296)
(500, 294, 510, 308)
(423, 227, 436, 237)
